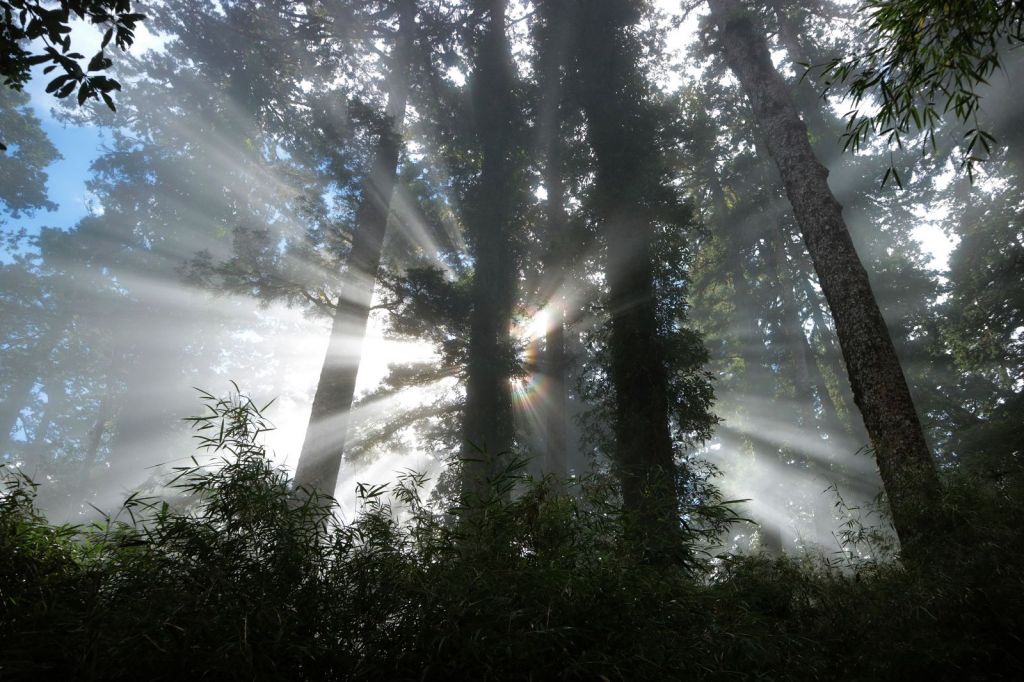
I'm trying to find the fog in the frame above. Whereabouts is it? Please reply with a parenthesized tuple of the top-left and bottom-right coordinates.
(2, 0, 1021, 562)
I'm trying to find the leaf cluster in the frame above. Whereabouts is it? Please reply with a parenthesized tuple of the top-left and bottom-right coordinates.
(819, 0, 1024, 184)
(1, 0, 143, 149)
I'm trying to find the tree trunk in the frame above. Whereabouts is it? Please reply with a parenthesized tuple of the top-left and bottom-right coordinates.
(536, 0, 573, 481)
(709, 0, 941, 557)
(461, 0, 522, 500)
(575, 0, 681, 557)
(293, 0, 414, 495)
(84, 392, 113, 466)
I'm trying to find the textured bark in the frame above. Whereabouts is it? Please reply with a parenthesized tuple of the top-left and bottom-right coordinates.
(461, 0, 521, 499)
(575, 0, 681, 555)
(293, 0, 414, 495)
(709, 0, 940, 556)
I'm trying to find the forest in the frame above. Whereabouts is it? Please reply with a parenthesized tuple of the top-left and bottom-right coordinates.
(1, 0, 1023, 679)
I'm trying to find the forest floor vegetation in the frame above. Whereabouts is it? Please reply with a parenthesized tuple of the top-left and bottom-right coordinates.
(1, 390, 1022, 681)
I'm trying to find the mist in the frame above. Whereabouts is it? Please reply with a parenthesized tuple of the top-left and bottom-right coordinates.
(2, 0, 1023, 678)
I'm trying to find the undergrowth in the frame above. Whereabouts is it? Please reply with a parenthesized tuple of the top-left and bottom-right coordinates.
(1, 388, 1022, 680)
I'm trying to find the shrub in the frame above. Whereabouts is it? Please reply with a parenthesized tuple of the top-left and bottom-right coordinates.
(1, 386, 1022, 680)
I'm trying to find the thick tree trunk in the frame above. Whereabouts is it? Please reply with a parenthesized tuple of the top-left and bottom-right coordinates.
(575, 0, 681, 556)
(293, 0, 414, 495)
(543, 321, 569, 478)
(461, 0, 521, 500)
(709, 0, 941, 557)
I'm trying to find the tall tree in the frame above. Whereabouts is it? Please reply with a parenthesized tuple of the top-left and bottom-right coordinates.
(293, 0, 416, 495)
(572, 0, 684, 556)
(533, 0, 573, 480)
(708, 0, 941, 556)
(460, 0, 523, 499)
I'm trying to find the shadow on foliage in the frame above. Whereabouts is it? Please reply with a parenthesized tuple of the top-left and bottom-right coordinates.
(2, 386, 1023, 680)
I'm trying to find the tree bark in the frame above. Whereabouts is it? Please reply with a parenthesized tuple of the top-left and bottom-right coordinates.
(709, 0, 941, 557)
(461, 0, 522, 500)
(293, 0, 415, 495)
(575, 0, 681, 557)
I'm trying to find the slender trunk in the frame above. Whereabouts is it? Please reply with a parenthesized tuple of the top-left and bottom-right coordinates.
(704, 161, 788, 552)
(768, 1, 836, 163)
(782, 238, 863, 445)
(767, 229, 816, 430)
(794, 268, 862, 434)
(575, 0, 680, 556)
(294, 0, 415, 495)
(461, 0, 521, 499)
(84, 393, 113, 466)
(0, 371, 38, 451)
(709, 0, 941, 557)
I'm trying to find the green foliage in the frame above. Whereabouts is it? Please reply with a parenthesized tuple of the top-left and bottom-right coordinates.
(379, 265, 473, 370)
(2, 387, 1023, 680)
(820, 0, 1024, 183)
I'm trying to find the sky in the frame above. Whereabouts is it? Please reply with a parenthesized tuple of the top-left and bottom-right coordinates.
(7, 19, 167, 238)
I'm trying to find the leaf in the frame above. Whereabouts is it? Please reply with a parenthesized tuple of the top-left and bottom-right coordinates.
(45, 74, 70, 93)
(87, 50, 110, 72)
